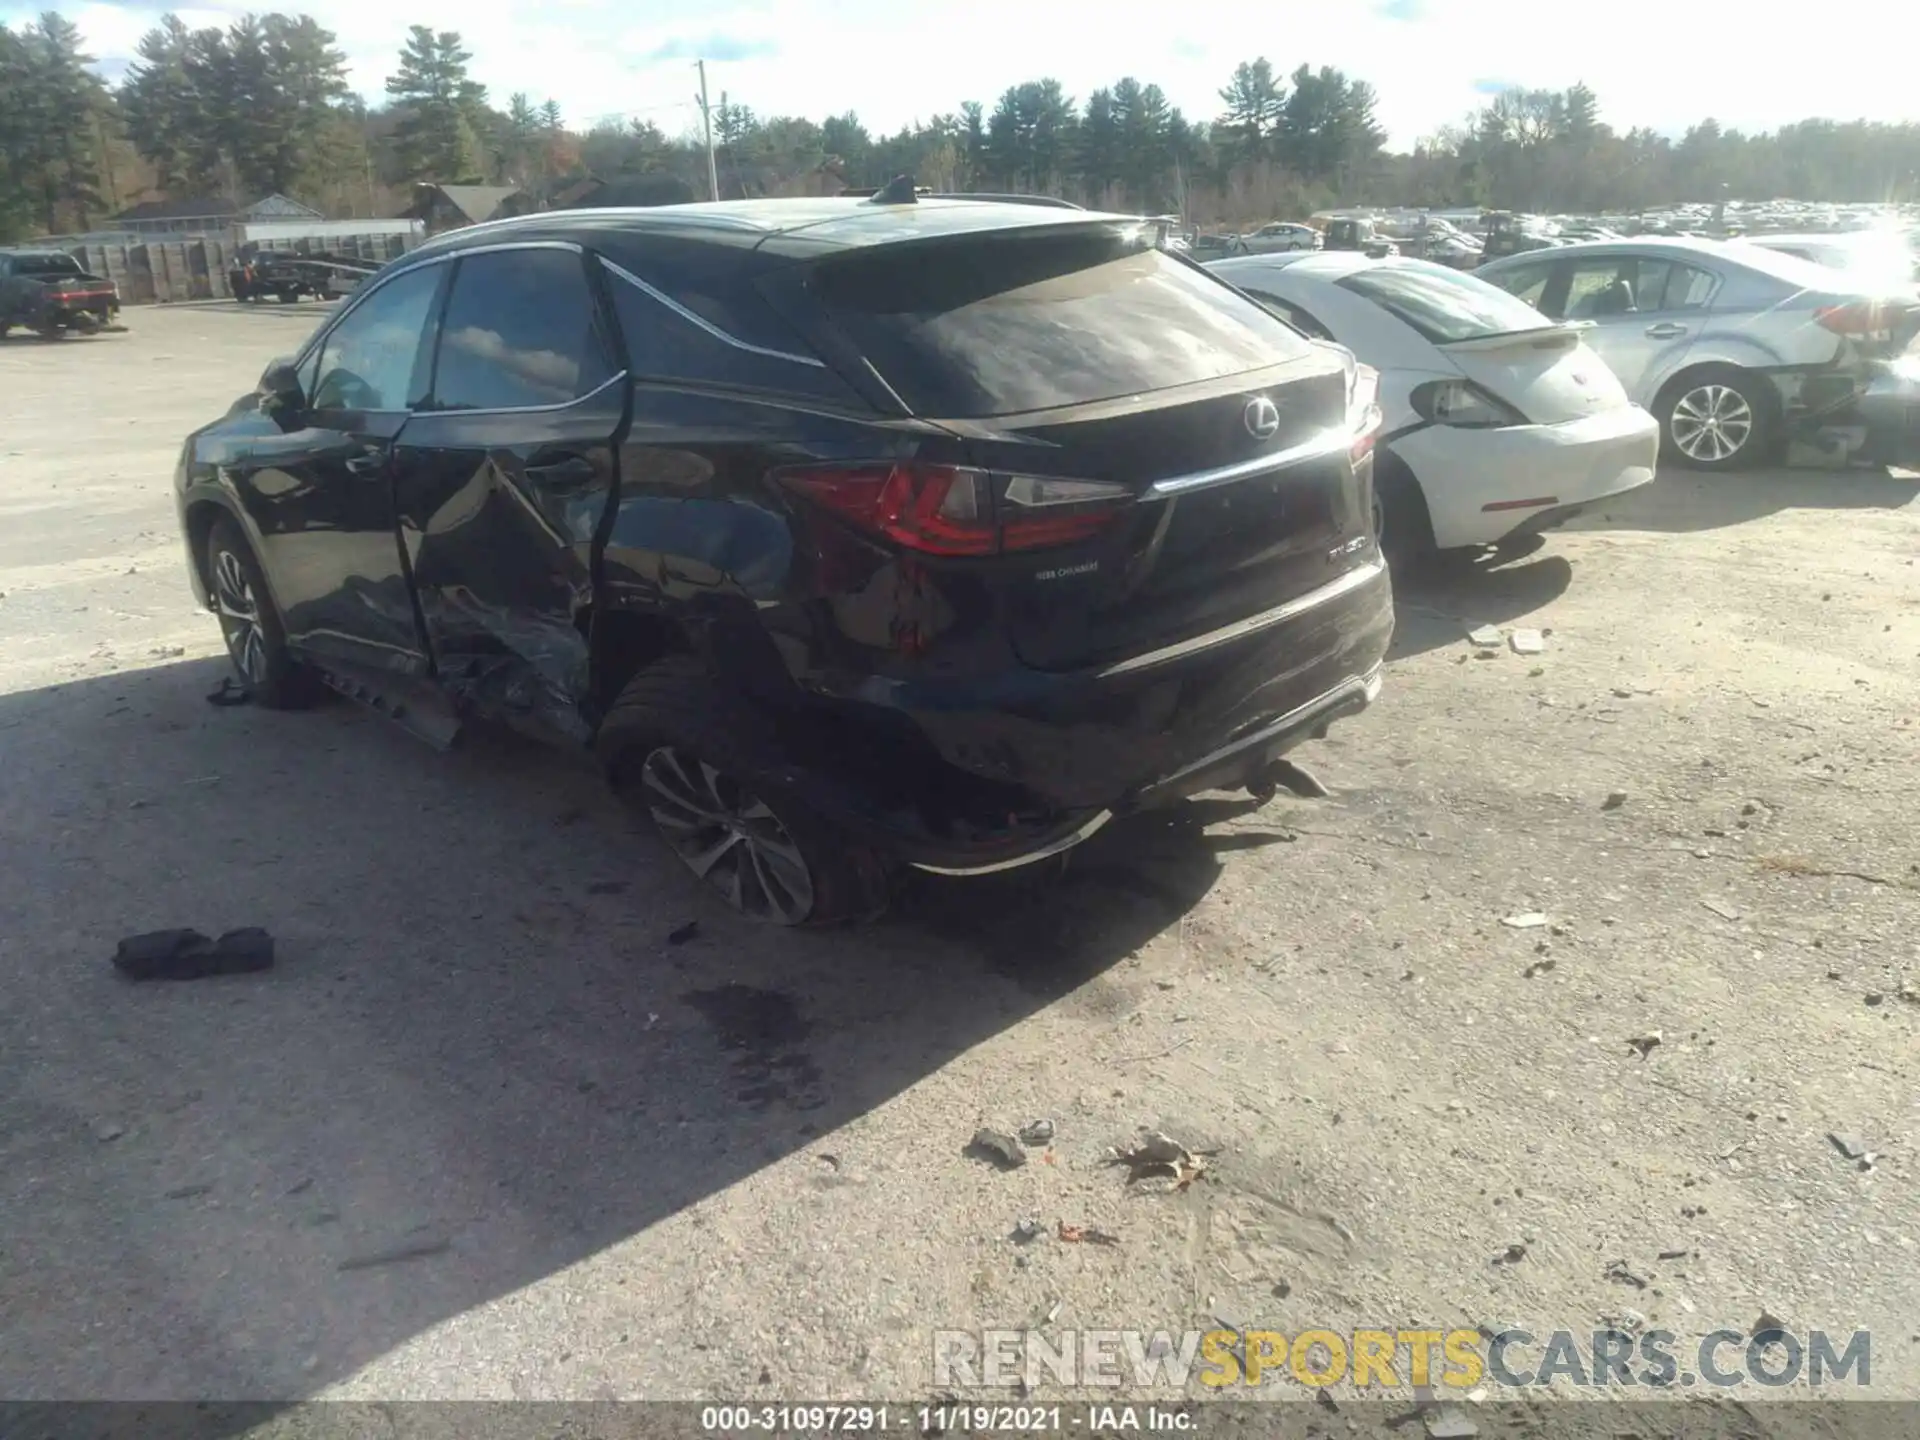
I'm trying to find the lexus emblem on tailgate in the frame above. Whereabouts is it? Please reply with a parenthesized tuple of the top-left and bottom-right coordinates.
(1243, 396, 1281, 440)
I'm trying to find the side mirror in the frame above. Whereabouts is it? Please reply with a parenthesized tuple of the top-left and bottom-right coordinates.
(259, 357, 304, 412)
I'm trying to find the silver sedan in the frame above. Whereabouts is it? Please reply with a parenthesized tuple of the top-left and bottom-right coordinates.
(1476, 238, 1920, 470)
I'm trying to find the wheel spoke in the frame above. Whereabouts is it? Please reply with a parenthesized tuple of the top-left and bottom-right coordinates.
(638, 744, 817, 923)
(682, 829, 744, 878)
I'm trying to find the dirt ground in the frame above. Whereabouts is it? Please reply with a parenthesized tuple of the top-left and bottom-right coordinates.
(3, 305, 1918, 1411)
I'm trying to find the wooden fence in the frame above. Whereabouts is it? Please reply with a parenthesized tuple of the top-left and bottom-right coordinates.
(57, 232, 417, 306)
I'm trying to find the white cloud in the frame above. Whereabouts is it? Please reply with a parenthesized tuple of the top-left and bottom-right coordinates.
(21, 0, 1918, 147)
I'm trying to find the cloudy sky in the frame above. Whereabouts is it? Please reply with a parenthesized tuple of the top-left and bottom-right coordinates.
(13, 0, 1916, 149)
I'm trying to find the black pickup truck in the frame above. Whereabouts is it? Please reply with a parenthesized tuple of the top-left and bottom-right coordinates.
(0, 248, 121, 336)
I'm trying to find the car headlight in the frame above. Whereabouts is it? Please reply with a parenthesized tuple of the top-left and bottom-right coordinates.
(1410, 378, 1528, 428)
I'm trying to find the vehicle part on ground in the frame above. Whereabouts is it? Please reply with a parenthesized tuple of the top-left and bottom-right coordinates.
(1657, 366, 1775, 470)
(203, 516, 318, 709)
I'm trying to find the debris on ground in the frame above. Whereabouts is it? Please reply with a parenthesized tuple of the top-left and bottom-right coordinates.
(1523, 957, 1556, 978)
(1493, 1242, 1527, 1265)
(1752, 1311, 1788, 1342)
(666, 920, 700, 945)
(1057, 1221, 1119, 1246)
(1509, 629, 1545, 655)
(1427, 1406, 1479, 1439)
(1010, 1218, 1044, 1245)
(1700, 898, 1742, 921)
(336, 1237, 452, 1272)
(1467, 625, 1502, 648)
(1601, 790, 1629, 810)
(967, 1128, 1027, 1170)
(1107, 1131, 1210, 1188)
(112, 927, 274, 981)
(91, 1120, 124, 1143)
(1604, 1258, 1651, 1289)
(204, 677, 250, 707)
(1500, 912, 1549, 930)
(1626, 1030, 1663, 1060)
(1019, 1119, 1056, 1146)
(1828, 1132, 1867, 1161)
(1657, 1247, 1689, 1260)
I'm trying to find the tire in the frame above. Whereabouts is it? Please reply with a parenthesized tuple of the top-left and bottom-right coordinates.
(597, 656, 886, 925)
(1371, 453, 1437, 569)
(1657, 367, 1777, 471)
(204, 515, 319, 709)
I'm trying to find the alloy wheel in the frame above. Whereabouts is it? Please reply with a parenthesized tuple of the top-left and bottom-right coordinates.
(1669, 384, 1753, 465)
(212, 547, 267, 684)
(641, 745, 816, 924)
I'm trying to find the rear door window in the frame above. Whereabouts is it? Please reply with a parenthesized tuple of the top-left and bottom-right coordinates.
(429, 248, 614, 411)
(1240, 287, 1336, 343)
(809, 226, 1313, 418)
(1482, 261, 1553, 310)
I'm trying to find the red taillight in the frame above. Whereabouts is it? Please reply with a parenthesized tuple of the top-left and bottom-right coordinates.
(1348, 362, 1383, 461)
(1815, 302, 1892, 339)
(781, 463, 1126, 556)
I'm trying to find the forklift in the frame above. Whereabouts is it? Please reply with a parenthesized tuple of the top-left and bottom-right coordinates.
(1322, 216, 1398, 259)
(1479, 210, 1555, 261)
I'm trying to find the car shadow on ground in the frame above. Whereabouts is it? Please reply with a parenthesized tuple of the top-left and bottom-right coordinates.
(1570, 462, 1920, 536)
(1387, 540, 1575, 660)
(0, 657, 1274, 1406)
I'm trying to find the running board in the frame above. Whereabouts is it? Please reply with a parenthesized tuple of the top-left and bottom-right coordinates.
(314, 662, 463, 751)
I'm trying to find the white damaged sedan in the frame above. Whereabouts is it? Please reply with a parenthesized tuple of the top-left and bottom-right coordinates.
(1207, 251, 1659, 562)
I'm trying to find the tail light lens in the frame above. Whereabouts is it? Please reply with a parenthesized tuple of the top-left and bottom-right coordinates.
(1410, 377, 1528, 428)
(1347, 362, 1384, 460)
(780, 462, 1130, 556)
(1815, 302, 1897, 341)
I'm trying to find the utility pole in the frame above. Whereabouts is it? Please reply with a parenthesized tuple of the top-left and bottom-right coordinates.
(695, 60, 719, 202)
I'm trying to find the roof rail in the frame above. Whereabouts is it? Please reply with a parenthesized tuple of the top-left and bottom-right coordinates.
(922, 192, 1085, 211)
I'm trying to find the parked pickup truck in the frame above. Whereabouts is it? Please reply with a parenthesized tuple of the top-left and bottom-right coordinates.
(0, 248, 121, 337)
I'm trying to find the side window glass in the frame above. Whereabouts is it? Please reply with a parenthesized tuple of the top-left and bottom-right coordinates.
(430, 249, 613, 411)
(1563, 261, 1633, 319)
(310, 263, 444, 412)
(1627, 258, 1674, 311)
(606, 261, 859, 406)
(1490, 263, 1551, 311)
(1664, 263, 1716, 312)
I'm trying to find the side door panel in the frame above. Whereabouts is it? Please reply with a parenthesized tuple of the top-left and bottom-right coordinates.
(227, 259, 448, 675)
(389, 245, 626, 741)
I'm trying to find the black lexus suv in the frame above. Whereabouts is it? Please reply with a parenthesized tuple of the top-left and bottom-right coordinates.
(174, 192, 1392, 923)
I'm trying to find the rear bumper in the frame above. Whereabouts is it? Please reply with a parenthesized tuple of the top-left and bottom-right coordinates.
(1857, 361, 1920, 470)
(801, 559, 1395, 872)
(1392, 404, 1659, 549)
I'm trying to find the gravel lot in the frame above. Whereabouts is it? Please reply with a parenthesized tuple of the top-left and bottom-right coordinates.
(3, 305, 1918, 1409)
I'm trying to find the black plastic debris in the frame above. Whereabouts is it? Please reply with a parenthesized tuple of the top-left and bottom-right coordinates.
(667, 920, 700, 945)
(205, 678, 251, 707)
(113, 927, 275, 981)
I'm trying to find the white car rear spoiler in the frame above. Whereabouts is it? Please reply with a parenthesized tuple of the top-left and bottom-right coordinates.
(1437, 320, 1592, 354)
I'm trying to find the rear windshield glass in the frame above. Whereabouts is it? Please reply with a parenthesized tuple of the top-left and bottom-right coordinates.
(13, 254, 84, 277)
(1337, 261, 1553, 343)
(810, 226, 1311, 417)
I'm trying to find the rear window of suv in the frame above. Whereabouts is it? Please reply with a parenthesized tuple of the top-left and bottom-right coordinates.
(1338, 261, 1555, 343)
(809, 225, 1312, 418)
(11, 254, 84, 278)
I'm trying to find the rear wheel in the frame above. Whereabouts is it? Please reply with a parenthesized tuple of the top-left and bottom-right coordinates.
(1658, 367, 1776, 471)
(204, 515, 319, 708)
(598, 657, 886, 925)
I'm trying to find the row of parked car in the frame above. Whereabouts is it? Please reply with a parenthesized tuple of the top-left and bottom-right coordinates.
(166, 189, 1920, 926)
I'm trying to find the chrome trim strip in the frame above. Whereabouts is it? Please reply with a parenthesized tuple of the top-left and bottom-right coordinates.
(1139, 664, 1383, 796)
(1091, 559, 1386, 679)
(909, 809, 1114, 876)
(599, 257, 827, 368)
(1145, 426, 1351, 498)
(412, 370, 629, 418)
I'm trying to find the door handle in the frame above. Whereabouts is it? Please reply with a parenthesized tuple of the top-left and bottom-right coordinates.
(344, 452, 385, 476)
(523, 454, 598, 487)
(1644, 322, 1688, 339)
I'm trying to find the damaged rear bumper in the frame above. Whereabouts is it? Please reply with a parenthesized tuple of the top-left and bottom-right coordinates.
(795, 561, 1394, 875)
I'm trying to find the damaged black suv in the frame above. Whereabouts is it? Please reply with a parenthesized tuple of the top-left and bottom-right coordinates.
(175, 193, 1393, 923)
